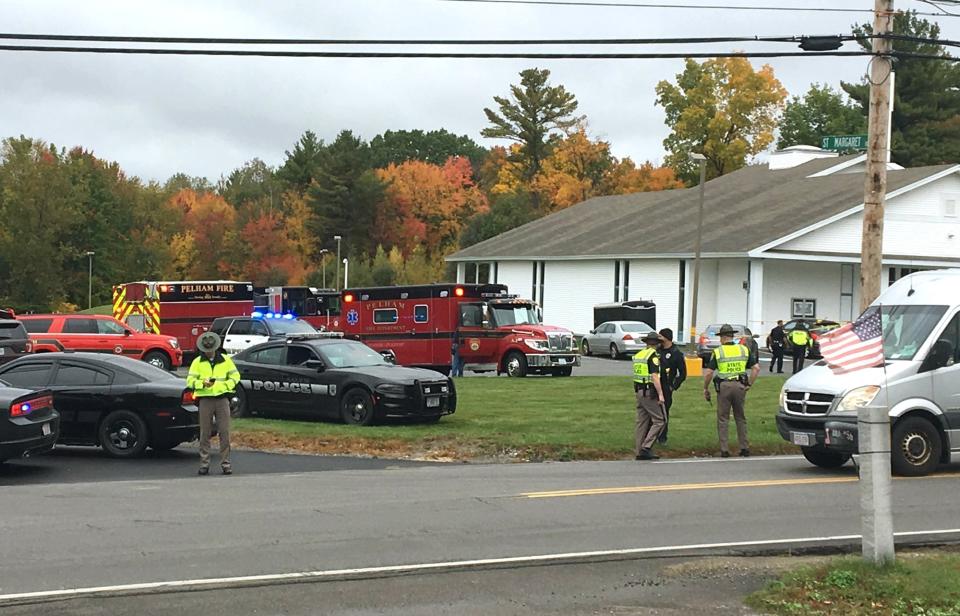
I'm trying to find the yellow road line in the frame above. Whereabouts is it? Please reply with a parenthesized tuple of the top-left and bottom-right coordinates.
(521, 472, 960, 499)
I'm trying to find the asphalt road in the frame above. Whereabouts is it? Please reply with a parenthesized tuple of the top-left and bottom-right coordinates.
(2, 452, 959, 611)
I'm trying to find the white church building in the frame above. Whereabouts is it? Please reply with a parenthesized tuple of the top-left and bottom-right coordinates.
(448, 147, 960, 341)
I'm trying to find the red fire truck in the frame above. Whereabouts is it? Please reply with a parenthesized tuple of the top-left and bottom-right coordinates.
(113, 280, 255, 354)
(339, 283, 580, 377)
(253, 286, 342, 331)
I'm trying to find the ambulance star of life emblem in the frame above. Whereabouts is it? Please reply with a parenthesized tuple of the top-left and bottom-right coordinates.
(346, 309, 359, 326)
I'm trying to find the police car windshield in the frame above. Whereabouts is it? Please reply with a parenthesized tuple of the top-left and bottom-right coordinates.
(317, 342, 386, 368)
(881, 305, 947, 360)
(267, 319, 316, 335)
(491, 304, 539, 326)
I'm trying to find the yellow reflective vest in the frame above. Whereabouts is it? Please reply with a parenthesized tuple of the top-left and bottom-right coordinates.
(187, 354, 240, 398)
(712, 343, 750, 381)
(789, 329, 812, 348)
(632, 347, 658, 384)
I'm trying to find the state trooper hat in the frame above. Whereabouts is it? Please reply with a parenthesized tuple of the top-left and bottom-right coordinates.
(197, 331, 222, 353)
(717, 324, 739, 337)
(641, 331, 662, 344)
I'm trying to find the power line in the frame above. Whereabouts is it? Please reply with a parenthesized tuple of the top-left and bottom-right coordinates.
(0, 33, 856, 46)
(0, 44, 881, 59)
(441, 0, 952, 17)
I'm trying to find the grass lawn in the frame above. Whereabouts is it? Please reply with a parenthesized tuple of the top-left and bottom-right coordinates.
(232, 375, 797, 461)
(747, 552, 960, 615)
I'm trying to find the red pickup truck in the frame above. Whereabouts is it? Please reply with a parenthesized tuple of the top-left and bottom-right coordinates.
(19, 314, 183, 370)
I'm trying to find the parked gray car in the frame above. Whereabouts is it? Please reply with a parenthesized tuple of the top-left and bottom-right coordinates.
(581, 321, 654, 359)
(697, 323, 748, 365)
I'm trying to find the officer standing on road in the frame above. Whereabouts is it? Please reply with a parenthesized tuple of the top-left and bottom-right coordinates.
(450, 328, 464, 377)
(702, 324, 759, 458)
(632, 331, 666, 460)
(768, 320, 786, 374)
(788, 323, 813, 373)
(656, 328, 686, 445)
(187, 332, 240, 476)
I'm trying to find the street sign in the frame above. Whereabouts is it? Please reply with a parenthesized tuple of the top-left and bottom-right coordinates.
(821, 134, 868, 151)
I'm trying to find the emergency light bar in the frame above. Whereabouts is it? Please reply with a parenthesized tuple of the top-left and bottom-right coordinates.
(284, 332, 345, 341)
(251, 311, 297, 320)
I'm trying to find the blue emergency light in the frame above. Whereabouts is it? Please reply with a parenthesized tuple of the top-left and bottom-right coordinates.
(252, 311, 297, 320)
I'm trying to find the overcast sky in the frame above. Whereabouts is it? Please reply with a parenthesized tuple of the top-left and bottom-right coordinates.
(1, 0, 956, 183)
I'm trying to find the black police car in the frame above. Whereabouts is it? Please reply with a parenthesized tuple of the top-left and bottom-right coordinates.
(0, 353, 199, 457)
(232, 336, 456, 425)
(0, 381, 59, 463)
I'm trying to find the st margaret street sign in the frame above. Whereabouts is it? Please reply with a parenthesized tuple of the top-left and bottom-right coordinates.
(821, 134, 868, 151)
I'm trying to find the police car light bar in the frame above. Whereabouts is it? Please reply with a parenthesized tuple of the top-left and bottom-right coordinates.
(252, 311, 297, 320)
(285, 332, 345, 341)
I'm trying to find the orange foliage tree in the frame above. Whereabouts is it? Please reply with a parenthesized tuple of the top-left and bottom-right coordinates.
(165, 189, 239, 278)
(375, 157, 489, 256)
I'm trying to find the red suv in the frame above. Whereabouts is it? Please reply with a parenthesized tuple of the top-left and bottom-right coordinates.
(19, 315, 183, 370)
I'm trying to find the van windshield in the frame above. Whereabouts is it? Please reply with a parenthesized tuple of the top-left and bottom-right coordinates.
(882, 305, 948, 360)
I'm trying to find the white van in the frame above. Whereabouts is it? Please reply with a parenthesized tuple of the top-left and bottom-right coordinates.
(776, 269, 960, 476)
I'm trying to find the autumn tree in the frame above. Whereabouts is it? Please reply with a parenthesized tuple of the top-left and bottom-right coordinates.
(777, 84, 866, 150)
(370, 129, 487, 171)
(375, 157, 488, 256)
(843, 11, 960, 166)
(238, 211, 307, 285)
(656, 57, 787, 184)
(220, 158, 280, 221)
(599, 159, 683, 195)
(459, 190, 538, 249)
(165, 189, 239, 279)
(482, 68, 583, 181)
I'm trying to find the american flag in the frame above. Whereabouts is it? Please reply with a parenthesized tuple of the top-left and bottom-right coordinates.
(819, 309, 885, 374)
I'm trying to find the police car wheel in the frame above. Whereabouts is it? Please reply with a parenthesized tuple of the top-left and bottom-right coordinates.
(144, 351, 171, 371)
(99, 410, 149, 458)
(892, 417, 941, 476)
(341, 389, 377, 426)
(801, 447, 850, 469)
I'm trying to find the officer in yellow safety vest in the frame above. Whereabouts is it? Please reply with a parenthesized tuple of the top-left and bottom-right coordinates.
(632, 331, 667, 460)
(788, 323, 814, 373)
(702, 324, 760, 458)
(187, 332, 241, 475)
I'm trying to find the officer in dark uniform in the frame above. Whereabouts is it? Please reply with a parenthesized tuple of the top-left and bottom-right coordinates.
(768, 320, 785, 373)
(632, 331, 666, 460)
(656, 328, 686, 444)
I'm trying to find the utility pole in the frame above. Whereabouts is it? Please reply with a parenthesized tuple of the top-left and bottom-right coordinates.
(859, 0, 896, 567)
(860, 0, 894, 311)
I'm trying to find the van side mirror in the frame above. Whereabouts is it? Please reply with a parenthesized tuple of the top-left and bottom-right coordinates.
(304, 359, 325, 371)
(920, 339, 954, 373)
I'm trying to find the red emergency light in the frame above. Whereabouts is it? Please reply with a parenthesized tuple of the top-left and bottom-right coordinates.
(344, 294, 354, 303)
(454, 287, 464, 297)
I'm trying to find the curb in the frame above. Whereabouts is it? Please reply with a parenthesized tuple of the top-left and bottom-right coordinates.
(3, 529, 959, 607)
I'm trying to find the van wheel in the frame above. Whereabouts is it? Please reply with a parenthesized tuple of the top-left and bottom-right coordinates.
(801, 447, 850, 469)
(892, 417, 941, 476)
(99, 410, 149, 458)
(341, 388, 377, 425)
(143, 351, 171, 371)
(504, 352, 528, 377)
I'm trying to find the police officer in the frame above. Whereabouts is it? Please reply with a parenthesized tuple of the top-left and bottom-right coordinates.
(788, 323, 813, 373)
(768, 320, 786, 374)
(703, 324, 759, 457)
(187, 332, 241, 475)
(632, 331, 666, 460)
(656, 328, 686, 444)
